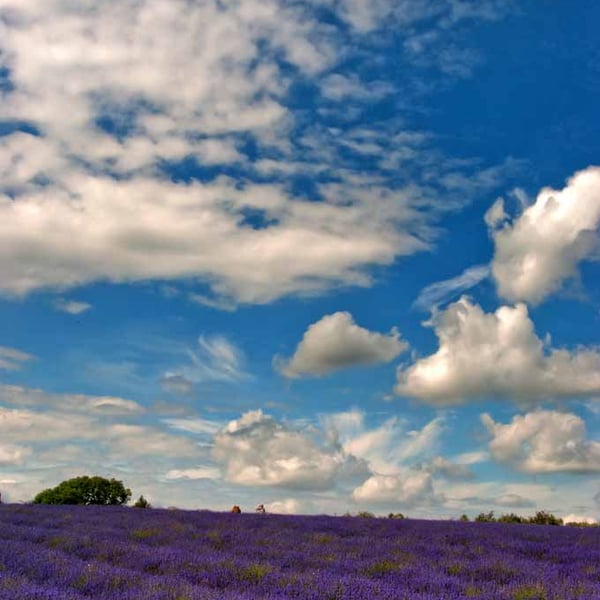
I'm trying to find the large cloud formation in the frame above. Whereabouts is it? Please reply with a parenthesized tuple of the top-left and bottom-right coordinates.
(395, 297, 600, 404)
(482, 410, 600, 474)
(277, 312, 407, 378)
(0, 0, 518, 304)
(212, 410, 367, 489)
(352, 471, 439, 505)
(489, 166, 600, 304)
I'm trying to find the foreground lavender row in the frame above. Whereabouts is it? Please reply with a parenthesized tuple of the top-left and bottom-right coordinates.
(0, 505, 597, 599)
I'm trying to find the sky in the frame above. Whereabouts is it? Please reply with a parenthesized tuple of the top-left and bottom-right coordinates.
(0, 0, 598, 521)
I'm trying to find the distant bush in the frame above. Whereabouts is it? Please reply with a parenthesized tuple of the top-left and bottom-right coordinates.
(472, 510, 565, 526)
(387, 512, 405, 519)
(475, 511, 495, 523)
(357, 511, 376, 518)
(498, 513, 525, 524)
(33, 476, 131, 506)
(133, 495, 151, 509)
(527, 511, 562, 526)
(459, 514, 470, 522)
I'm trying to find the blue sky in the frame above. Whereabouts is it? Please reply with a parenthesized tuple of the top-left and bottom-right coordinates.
(0, 0, 598, 520)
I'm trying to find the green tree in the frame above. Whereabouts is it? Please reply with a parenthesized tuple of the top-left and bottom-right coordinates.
(498, 513, 525, 524)
(475, 511, 496, 523)
(459, 514, 470, 522)
(33, 476, 131, 505)
(527, 510, 563, 526)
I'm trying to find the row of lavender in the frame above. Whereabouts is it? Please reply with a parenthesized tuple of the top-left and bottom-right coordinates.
(0, 505, 598, 599)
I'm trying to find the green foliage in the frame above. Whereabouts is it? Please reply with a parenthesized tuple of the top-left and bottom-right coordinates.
(33, 476, 131, 506)
(387, 512, 405, 519)
(459, 514, 470, 522)
(527, 511, 562, 526)
(471, 510, 565, 526)
(364, 560, 402, 576)
(498, 513, 525, 524)
(513, 584, 548, 599)
(475, 511, 496, 523)
(237, 563, 272, 584)
(356, 511, 376, 518)
(133, 495, 151, 509)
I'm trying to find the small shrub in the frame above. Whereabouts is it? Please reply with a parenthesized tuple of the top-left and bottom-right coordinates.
(133, 495, 151, 509)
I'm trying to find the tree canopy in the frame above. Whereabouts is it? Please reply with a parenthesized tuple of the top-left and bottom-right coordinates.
(33, 476, 131, 505)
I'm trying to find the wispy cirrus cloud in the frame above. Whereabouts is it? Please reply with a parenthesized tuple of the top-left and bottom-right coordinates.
(0, 346, 34, 371)
(161, 334, 249, 392)
(413, 264, 490, 311)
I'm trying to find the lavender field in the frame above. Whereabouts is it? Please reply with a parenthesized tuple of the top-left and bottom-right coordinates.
(0, 505, 598, 600)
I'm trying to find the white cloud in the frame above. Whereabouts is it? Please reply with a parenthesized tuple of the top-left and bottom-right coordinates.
(0, 0, 519, 306)
(0, 174, 422, 303)
(426, 456, 474, 480)
(484, 198, 507, 228)
(0, 0, 429, 305)
(162, 334, 248, 385)
(490, 166, 600, 304)
(482, 410, 600, 474)
(0, 345, 34, 371)
(413, 264, 490, 311)
(0, 384, 144, 415)
(53, 298, 92, 315)
(0, 444, 32, 466)
(277, 312, 407, 378)
(396, 297, 600, 404)
(563, 514, 597, 525)
(212, 410, 366, 490)
(322, 409, 445, 481)
(163, 417, 222, 437)
(165, 467, 221, 481)
(264, 498, 305, 514)
(494, 493, 535, 508)
(352, 471, 441, 505)
(159, 375, 194, 395)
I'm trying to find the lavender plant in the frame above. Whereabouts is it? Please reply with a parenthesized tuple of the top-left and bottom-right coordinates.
(0, 505, 597, 599)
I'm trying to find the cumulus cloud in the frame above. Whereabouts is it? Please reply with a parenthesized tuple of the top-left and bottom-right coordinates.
(482, 410, 600, 474)
(489, 166, 600, 304)
(494, 493, 535, 508)
(277, 312, 407, 378)
(562, 514, 597, 525)
(264, 498, 305, 515)
(352, 471, 441, 505)
(212, 410, 367, 490)
(396, 297, 600, 404)
(322, 409, 445, 475)
(0, 346, 34, 371)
